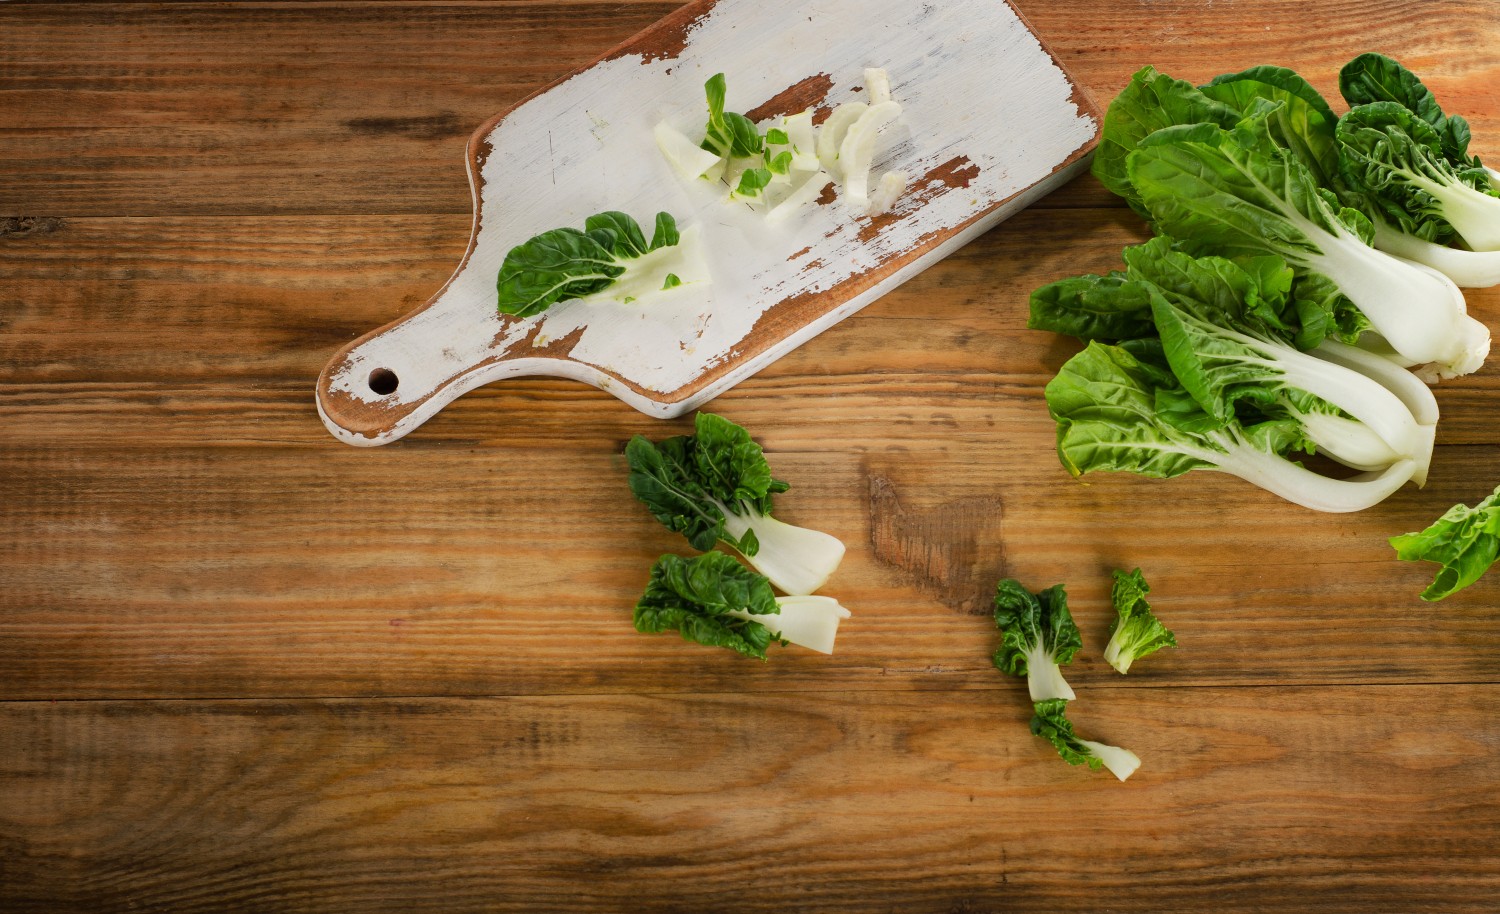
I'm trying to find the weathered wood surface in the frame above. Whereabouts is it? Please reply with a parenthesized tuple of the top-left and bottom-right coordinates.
(4, 0, 1500, 910)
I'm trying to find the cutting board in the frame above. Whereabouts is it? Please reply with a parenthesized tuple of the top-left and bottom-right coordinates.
(314, 0, 1100, 446)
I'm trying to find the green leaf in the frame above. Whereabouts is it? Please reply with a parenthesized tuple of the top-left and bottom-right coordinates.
(1337, 101, 1499, 247)
(633, 552, 784, 659)
(765, 149, 794, 176)
(1200, 65, 1340, 186)
(1390, 485, 1500, 601)
(1104, 568, 1176, 673)
(1092, 65, 1243, 215)
(496, 227, 622, 317)
(626, 413, 788, 556)
(626, 434, 725, 553)
(1045, 341, 1222, 480)
(662, 273, 683, 290)
(734, 167, 773, 198)
(1339, 53, 1480, 167)
(496, 211, 685, 317)
(583, 211, 650, 258)
(650, 211, 680, 251)
(703, 73, 764, 158)
(1029, 699, 1102, 769)
(765, 128, 790, 146)
(1027, 272, 1156, 342)
(991, 579, 1082, 678)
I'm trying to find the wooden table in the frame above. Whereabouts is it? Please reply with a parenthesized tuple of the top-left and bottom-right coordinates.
(4, 2, 1498, 910)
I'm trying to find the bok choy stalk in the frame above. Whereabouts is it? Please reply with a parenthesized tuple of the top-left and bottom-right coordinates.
(626, 412, 845, 596)
(1125, 108, 1489, 379)
(1390, 485, 1500, 602)
(1030, 237, 1435, 487)
(1338, 54, 1500, 287)
(992, 579, 1082, 702)
(1103, 568, 1176, 674)
(1046, 340, 1416, 513)
(497, 211, 704, 317)
(1030, 699, 1141, 782)
(634, 552, 851, 658)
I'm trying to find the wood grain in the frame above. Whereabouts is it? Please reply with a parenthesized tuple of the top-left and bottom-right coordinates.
(3, 687, 1499, 913)
(5, 0, 1500, 910)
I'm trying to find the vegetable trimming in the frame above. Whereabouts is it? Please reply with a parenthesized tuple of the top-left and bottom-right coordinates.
(656, 70, 909, 219)
(626, 412, 846, 596)
(634, 552, 851, 658)
(1030, 699, 1142, 782)
(1103, 568, 1176, 674)
(496, 210, 707, 317)
(991, 578, 1082, 702)
(1391, 485, 1500, 602)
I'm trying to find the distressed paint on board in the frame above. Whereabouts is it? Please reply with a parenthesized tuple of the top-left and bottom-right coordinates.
(315, 0, 1099, 445)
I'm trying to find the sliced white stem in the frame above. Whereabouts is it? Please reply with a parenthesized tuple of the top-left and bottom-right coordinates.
(766, 169, 833, 224)
(1373, 219, 1500, 288)
(864, 67, 892, 105)
(1079, 740, 1141, 782)
(654, 122, 723, 182)
(815, 102, 868, 178)
(865, 170, 908, 216)
(1102, 634, 1133, 675)
(730, 595, 851, 655)
(837, 100, 903, 208)
(719, 504, 846, 596)
(781, 111, 819, 171)
(1025, 645, 1075, 702)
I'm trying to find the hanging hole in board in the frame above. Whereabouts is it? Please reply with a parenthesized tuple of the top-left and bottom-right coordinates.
(368, 368, 400, 395)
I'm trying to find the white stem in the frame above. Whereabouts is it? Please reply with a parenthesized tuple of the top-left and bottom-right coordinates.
(1275, 347, 1425, 461)
(1079, 740, 1141, 782)
(1312, 339, 1439, 423)
(730, 595, 851, 655)
(1102, 634, 1131, 675)
(720, 506, 846, 596)
(1309, 226, 1487, 376)
(1295, 411, 1402, 472)
(1373, 219, 1500, 288)
(837, 100, 903, 207)
(1025, 644, 1075, 702)
(1404, 171, 1500, 251)
(1210, 435, 1416, 513)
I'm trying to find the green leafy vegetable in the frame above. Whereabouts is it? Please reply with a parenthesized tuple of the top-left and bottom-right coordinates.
(633, 552, 853, 657)
(497, 210, 690, 317)
(991, 579, 1083, 702)
(1339, 53, 1480, 169)
(1103, 568, 1176, 674)
(733, 167, 773, 199)
(702, 73, 764, 158)
(634, 552, 784, 659)
(1046, 340, 1418, 513)
(626, 413, 846, 595)
(1030, 699, 1141, 781)
(1126, 108, 1486, 379)
(1390, 485, 1500, 601)
(1338, 101, 1500, 252)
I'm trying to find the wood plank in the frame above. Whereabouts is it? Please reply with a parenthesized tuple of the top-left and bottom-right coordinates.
(6, 209, 1500, 441)
(2, 686, 1498, 912)
(1, 1, 1495, 216)
(5, 433, 1500, 700)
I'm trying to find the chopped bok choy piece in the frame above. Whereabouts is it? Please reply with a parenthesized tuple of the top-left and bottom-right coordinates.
(992, 578, 1082, 702)
(1391, 485, 1500, 602)
(1031, 699, 1142, 782)
(1103, 568, 1176, 674)
(626, 412, 845, 596)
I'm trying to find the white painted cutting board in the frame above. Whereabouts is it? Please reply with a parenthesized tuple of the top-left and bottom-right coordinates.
(315, 0, 1100, 446)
